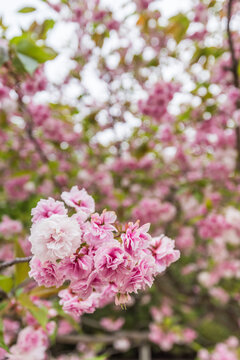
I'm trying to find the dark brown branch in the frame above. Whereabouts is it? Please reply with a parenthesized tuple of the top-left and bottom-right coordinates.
(26, 122, 50, 165)
(0, 256, 32, 271)
(227, 0, 240, 171)
(227, 0, 239, 88)
(57, 331, 149, 345)
(16, 88, 62, 191)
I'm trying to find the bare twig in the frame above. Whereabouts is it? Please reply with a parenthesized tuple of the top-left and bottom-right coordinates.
(16, 93, 62, 191)
(56, 331, 149, 345)
(227, 0, 239, 88)
(4, 63, 63, 191)
(0, 256, 32, 271)
(227, 0, 240, 171)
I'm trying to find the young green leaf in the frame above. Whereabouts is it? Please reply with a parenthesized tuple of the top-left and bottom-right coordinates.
(18, 7, 36, 13)
(0, 275, 13, 293)
(11, 34, 57, 64)
(0, 318, 9, 352)
(18, 293, 48, 328)
(14, 241, 30, 286)
(17, 53, 39, 75)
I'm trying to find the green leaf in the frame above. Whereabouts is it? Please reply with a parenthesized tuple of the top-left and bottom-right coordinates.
(238, 61, 240, 76)
(146, 58, 159, 67)
(40, 19, 55, 39)
(0, 302, 8, 312)
(18, 7, 36, 13)
(167, 13, 190, 43)
(0, 318, 9, 352)
(18, 293, 48, 328)
(54, 300, 81, 332)
(0, 276, 13, 293)
(198, 319, 230, 342)
(10, 34, 57, 64)
(17, 53, 39, 75)
(14, 241, 30, 286)
(29, 285, 65, 298)
(191, 46, 225, 65)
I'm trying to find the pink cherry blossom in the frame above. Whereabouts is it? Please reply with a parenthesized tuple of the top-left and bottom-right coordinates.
(113, 338, 131, 352)
(0, 215, 22, 238)
(59, 289, 96, 320)
(84, 210, 116, 245)
(29, 256, 64, 288)
(150, 235, 180, 272)
(121, 222, 151, 256)
(149, 324, 178, 351)
(100, 317, 125, 332)
(94, 241, 129, 281)
(198, 214, 228, 239)
(58, 251, 93, 282)
(31, 197, 67, 223)
(61, 186, 95, 221)
(57, 320, 73, 336)
(119, 254, 157, 294)
(7, 326, 48, 360)
(29, 214, 82, 262)
(182, 328, 197, 343)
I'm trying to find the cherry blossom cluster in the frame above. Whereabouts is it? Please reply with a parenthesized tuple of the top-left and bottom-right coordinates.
(28, 186, 180, 319)
(149, 300, 196, 351)
(1, 0, 240, 358)
(198, 337, 239, 360)
(138, 81, 179, 122)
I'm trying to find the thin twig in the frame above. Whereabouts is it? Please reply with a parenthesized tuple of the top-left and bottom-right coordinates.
(4, 63, 63, 191)
(227, 0, 240, 171)
(227, 0, 239, 88)
(56, 331, 149, 344)
(16, 92, 62, 191)
(0, 256, 32, 271)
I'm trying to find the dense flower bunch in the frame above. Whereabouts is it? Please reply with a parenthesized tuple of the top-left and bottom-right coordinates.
(7, 326, 49, 360)
(28, 186, 180, 319)
(198, 337, 240, 360)
(149, 300, 197, 351)
(138, 82, 179, 122)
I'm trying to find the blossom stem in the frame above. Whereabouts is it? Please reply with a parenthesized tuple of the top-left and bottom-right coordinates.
(0, 256, 32, 271)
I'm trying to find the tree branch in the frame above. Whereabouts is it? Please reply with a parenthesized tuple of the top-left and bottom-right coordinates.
(227, 0, 239, 88)
(56, 331, 149, 345)
(4, 63, 63, 192)
(227, 0, 240, 171)
(0, 256, 32, 271)
(16, 93, 62, 191)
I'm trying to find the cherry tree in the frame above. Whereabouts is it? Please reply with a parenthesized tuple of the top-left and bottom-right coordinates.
(0, 0, 240, 359)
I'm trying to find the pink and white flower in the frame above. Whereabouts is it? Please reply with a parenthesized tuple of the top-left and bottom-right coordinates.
(121, 222, 151, 256)
(29, 256, 64, 288)
(0, 216, 22, 238)
(31, 198, 67, 223)
(61, 187, 95, 221)
(59, 289, 96, 320)
(100, 317, 125, 332)
(94, 241, 129, 281)
(29, 214, 82, 262)
(151, 235, 180, 272)
(7, 326, 48, 360)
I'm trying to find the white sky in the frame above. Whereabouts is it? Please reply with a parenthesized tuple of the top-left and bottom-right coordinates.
(1, 0, 192, 31)
(0, 0, 193, 144)
(0, 0, 193, 87)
